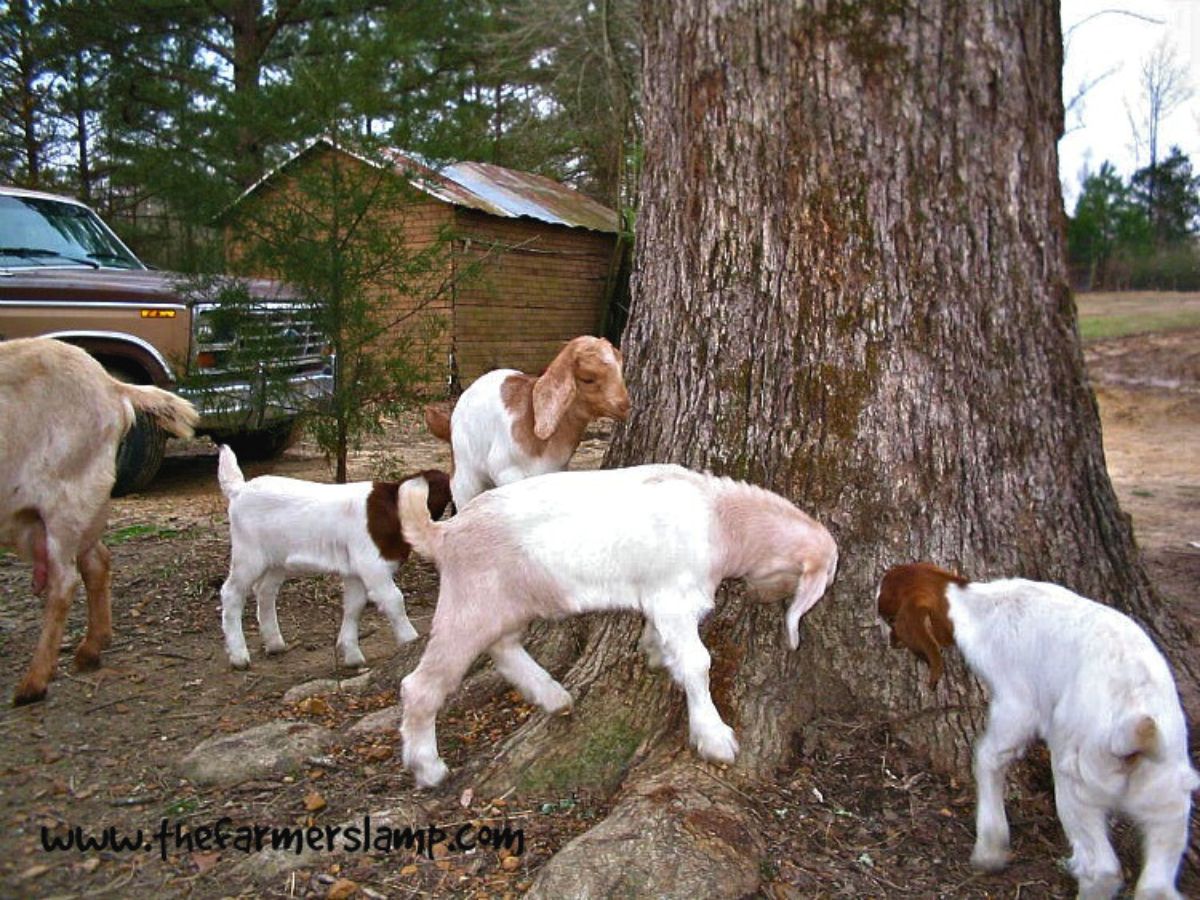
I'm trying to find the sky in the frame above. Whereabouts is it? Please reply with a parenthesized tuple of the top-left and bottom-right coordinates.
(1059, 0, 1200, 210)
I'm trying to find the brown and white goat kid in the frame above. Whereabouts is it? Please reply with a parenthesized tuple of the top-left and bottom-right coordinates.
(425, 336, 630, 508)
(396, 464, 838, 788)
(878, 562, 1198, 900)
(0, 338, 199, 704)
(217, 446, 451, 669)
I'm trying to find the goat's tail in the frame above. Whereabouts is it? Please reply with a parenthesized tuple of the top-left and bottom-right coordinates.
(785, 535, 839, 651)
(398, 476, 444, 562)
(1111, 712, 1162, 762)
(116, 382, 200, 438)
(423, 403, 453, 443)
(217, 445, 245, 499)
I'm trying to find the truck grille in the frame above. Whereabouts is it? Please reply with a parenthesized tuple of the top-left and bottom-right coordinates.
(192, 302, 328, 377)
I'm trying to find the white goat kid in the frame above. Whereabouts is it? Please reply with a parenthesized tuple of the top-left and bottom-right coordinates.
(396, 464, 839, 788)
(878, 562, 1199, 900)
(425, 335, 630, 508)
(217, 446, 451, 669)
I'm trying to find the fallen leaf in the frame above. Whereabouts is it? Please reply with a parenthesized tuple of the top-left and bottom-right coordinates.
(459, 788, 474, 809)
(304, 791, 327, 812)
(399, 864, 419, 876)
(20, 865, 50, 880)
(501, 855, 521, 872)
(326, 878, 358, 900)
(299, 696, 333, 716)
(192, 851, 221, 873)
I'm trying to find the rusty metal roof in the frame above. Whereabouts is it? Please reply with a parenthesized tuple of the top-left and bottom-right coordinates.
(226, 139, 619, 234)
(380, 148, 619, 233)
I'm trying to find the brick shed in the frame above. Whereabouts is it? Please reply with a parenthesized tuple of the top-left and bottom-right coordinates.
(224, 138, 624, 389)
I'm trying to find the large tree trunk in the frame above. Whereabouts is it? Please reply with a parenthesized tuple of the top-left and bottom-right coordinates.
(472, 1, 1190, 895)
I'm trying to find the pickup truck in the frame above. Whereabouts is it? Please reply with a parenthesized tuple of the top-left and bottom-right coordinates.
(0, 185, 333, 493)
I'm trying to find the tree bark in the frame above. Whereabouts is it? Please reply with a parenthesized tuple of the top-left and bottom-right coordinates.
(471, 1, 1190, 894)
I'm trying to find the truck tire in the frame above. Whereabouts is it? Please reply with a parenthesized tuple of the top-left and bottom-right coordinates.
(219, 419, 299, 461)
(105, 365, 167, 497)
(112, 409, 167, 496)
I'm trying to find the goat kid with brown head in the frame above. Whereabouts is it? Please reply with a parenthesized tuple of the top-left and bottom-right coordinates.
(425, 335, 630, 509)
(878, 561, 1198, 900)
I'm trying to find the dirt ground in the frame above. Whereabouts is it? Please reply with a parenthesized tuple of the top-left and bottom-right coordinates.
(0, 316, 1197, 899)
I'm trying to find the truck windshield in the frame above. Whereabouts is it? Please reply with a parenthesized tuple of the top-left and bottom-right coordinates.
(0, 195, 145, 270)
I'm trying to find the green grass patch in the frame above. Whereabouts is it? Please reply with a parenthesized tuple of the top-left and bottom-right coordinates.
(1078, 309, 1200, 342)
(107, 523, 181, 544)
(1075, 292, 1200, 342)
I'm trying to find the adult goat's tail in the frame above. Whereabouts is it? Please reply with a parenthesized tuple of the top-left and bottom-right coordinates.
(116, 382, 200, 438)
(217, 445, 245, 499)
(399, 476, 445, 562)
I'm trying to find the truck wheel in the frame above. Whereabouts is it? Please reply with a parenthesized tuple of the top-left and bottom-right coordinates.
(112, 410, 167, 496)
(105, 365, 167, 497)
(220, 420, 299, 461)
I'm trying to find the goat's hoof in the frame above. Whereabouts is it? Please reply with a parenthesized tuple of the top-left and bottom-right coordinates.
(694, 726, 739, 765)
(1076, 874, 1122, 900)
(74, 645, 103, 672)
(263, 642, 287, 656)
(339, 649, 367, 668)
(13, 681, 48, 706)
(394, 624, 420, 644)
(229, 655, 251, 670)
(413, 759, 449, 789)
(541, 687, 573, 716)
(970, 845, 1010, 873)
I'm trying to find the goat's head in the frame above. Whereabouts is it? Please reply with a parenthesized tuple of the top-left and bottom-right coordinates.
(877, 562, 961, 687)
(532, 336, 630, 440)
(419, 469, 454, 520)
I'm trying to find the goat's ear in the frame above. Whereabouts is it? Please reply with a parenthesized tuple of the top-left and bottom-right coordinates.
(532, 345, 577, 440)
(893, 604, 947, 687)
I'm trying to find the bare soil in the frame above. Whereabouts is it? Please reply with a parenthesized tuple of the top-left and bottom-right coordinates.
(0, 321, 1196, 899)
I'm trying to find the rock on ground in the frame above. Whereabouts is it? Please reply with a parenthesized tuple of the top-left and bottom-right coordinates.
(179, 721, 337, 787)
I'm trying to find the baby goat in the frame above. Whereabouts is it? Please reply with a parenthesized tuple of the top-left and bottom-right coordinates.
(878, 562, 1198, 900)
(425, 336, 630, 508)
(396, 464, 838, 787)
(217, 446, 451, 669)
(0, 338, 198, 704)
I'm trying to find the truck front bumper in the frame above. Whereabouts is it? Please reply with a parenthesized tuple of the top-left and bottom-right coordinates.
(180, 368, 334, 433)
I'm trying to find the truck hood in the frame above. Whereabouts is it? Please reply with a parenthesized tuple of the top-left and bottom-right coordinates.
(0, 267, 291, 304)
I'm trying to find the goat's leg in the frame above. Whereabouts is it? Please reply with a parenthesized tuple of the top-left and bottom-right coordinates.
(74, 541, 112, 671)
(1053, 770, 1122, 899)
(1134, 807, 1189, 900)
(970, 700, 1036, 871)
(14, 554, 79, 705)
(650, 606, 738, 764)
(401, 628, 487, 788)
(336, 576, 370, 667)
(449, 468, 489, 509)
(220, 564, 257, 669)
(253, 570, 287, 655)
(638, 619, 665, 669)
(361, 571, 418, 645)
(488, 631, 572, 714)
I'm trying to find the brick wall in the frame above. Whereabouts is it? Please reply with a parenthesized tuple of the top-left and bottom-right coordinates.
(451, 209, 618, 384)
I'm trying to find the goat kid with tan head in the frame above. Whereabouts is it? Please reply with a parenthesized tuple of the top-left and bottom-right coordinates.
(425, 335, 630, 508)
(878, 562, 1198, 900)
